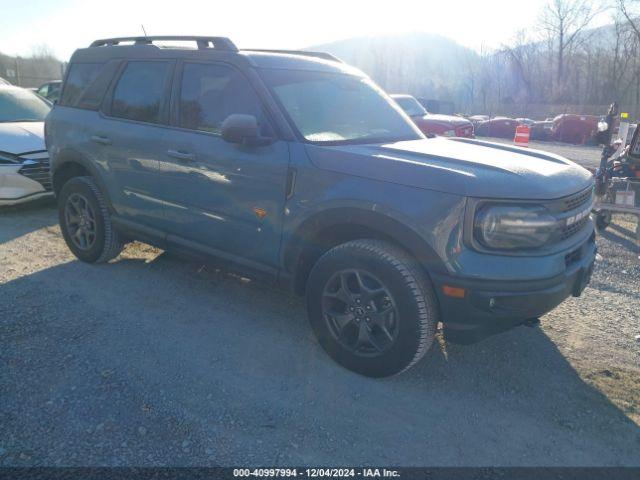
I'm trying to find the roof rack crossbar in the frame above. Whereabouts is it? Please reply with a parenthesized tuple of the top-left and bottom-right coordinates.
(90, 36, 238, 51)
(242, 49, 342, 63)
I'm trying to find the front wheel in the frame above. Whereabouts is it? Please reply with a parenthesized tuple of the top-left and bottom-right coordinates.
(306, 239, 438, 377)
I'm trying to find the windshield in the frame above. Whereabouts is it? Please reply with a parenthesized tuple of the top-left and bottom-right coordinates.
(261, 69, 422, 145)
(0, 87, 51, 122)
(393, 96, 427, 117)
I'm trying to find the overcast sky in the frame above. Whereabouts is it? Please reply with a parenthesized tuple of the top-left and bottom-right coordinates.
(0, 0, 613, 60)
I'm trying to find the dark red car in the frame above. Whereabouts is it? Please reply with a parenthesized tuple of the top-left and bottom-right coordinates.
(391, 94, 474, 138)
(474, 117, 519, 139)
(552, 114, 599, 144)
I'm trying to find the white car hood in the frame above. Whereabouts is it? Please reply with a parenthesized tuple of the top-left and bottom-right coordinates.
(0, 122, 45, 155)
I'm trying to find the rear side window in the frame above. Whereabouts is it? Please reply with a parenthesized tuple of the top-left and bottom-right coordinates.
(111, 61, 172, 124)
(179, 62, 271, 135)
(59, 63, 103, 106)
(76, 60, 121, 110)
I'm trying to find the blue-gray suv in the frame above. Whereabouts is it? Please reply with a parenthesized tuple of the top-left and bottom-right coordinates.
(46, 36, 596, 377)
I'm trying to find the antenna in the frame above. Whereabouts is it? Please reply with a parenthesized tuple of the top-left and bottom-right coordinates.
(141, 24, 148, 37)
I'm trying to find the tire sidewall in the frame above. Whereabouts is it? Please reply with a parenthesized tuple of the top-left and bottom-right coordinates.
(58, 178, 107, 263)
(307, 244, 430, 377)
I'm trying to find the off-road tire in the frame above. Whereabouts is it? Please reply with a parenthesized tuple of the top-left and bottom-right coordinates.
(58, 176, 124, 263)
(306, 239, 438, 377)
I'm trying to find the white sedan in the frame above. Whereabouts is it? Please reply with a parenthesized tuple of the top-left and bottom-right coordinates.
(0, 85, 53, 206)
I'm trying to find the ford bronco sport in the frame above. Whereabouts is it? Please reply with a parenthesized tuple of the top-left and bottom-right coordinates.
(46, 36, 596, 377)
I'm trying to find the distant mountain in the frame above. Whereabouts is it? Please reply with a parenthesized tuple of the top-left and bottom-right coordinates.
(307, 33, 479, 102)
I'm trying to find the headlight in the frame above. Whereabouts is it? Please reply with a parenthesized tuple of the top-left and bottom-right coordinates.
(474, 204, 556, 250)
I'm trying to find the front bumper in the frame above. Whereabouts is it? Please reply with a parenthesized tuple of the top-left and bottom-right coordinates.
(0, 163, 53, 206)
(431, 233, 596, 343)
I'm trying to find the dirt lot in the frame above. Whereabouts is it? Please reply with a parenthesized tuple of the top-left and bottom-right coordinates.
(1, 200, 639, 467)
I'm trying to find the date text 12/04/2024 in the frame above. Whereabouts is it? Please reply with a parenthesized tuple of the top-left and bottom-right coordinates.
(232, 469, 401, 477)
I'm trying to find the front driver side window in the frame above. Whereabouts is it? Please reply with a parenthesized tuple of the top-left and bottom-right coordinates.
(179, 62, 271, 136)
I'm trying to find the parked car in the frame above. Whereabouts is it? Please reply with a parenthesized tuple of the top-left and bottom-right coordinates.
(391, 94, 474, 138)
(552, 114, 599, 144)
(475, 117, 519, 139)
(469, 115, 489, 123)
(0, 85, 53, 206)
(416, 98, 455, 115)
(530, 120, 555, 141)
(47, 36, 596, 377)
(36, 80, 62, 103)
(516, 117, 535, 126)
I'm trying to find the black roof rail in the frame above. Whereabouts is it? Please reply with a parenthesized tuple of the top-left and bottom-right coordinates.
(89, 36, 238, 51)
(242, 49, 342, 63)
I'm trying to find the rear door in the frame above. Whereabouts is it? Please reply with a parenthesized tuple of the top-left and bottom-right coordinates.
(158, 61, 290, 268)
(98, 60, 175, 228)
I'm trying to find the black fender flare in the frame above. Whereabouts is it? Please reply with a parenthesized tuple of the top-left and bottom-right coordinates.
(282, 207, 445, 293)
(52, 148, 114, 211)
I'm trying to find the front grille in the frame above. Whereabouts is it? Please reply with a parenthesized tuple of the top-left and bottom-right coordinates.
(18, 158, 52, 191)
(560, 187, 592, 213)
(560, 215, 590, 241)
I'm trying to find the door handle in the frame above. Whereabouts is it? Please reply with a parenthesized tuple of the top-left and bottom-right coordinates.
(167, 149, 196, 162)
(90, 135, 112, 145)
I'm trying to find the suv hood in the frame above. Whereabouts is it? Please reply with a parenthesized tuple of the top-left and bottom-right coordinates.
(0, 122, 45, 155)
(305, 137, 593, 199)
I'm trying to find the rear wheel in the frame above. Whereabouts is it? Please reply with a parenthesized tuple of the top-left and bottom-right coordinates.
(306, 239, 438, 377)
(58, 176, 123, 263)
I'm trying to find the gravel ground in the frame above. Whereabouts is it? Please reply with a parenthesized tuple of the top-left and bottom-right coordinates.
(1, 200, 639, 467)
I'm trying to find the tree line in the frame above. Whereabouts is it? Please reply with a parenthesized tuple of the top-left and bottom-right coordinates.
(0, 45, 64, 88)
(467, 0, 640, 118)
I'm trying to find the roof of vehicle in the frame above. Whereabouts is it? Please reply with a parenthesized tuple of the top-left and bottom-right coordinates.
(71, 36, 362, 76)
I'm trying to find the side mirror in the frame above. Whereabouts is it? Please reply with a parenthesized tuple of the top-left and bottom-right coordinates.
(221, 114, 272, 146)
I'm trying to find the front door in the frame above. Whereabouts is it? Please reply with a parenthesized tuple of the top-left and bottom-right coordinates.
(159, 61, 290, 268)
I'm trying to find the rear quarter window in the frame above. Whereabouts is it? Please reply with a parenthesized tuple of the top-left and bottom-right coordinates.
(59, 63, 103, 107)
(76, 60, 121, 110)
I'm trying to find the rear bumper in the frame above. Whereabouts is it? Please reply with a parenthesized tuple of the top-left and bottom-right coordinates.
(431, 234, 596, 343)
